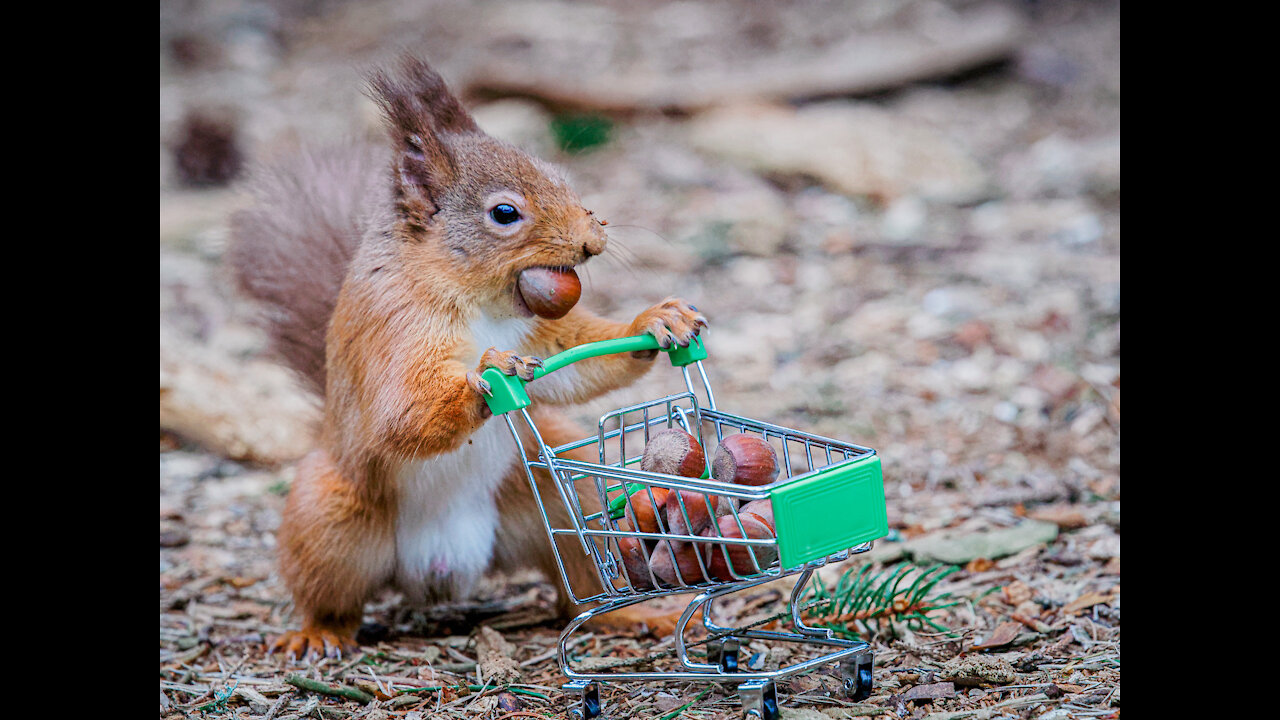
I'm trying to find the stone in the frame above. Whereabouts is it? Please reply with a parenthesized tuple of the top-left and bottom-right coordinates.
(686, 102, 989, 204)
(903, 520, 1059, 565)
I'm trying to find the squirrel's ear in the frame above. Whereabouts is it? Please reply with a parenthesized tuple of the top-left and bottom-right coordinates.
(404, 55, 478, 134)
(367, 56, 478, 217)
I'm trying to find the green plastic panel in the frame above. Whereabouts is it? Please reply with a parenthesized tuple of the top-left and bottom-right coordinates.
(771, 454, 887, 569)
(666, 335, 708, 366)
(481, 366, 533, 415)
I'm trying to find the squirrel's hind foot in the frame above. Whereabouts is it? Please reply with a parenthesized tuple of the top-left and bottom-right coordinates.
(270, 626, 359, 663)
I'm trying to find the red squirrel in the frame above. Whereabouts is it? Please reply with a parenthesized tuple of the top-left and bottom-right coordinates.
(229, 55, 706, 660)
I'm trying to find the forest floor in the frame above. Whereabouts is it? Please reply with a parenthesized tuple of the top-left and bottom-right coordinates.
(160, 1, 1119, 718)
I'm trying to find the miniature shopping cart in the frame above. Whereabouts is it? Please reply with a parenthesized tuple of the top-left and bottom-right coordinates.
(482, 334, 888, 719)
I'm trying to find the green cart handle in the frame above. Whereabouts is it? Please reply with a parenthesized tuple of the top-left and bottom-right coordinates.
(481, 334, 707, 416)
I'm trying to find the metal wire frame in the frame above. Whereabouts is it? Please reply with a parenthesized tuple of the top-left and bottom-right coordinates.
(502, 361, 877, 602)
(555, 565, 873, 684)
(497, 359, 878, 685)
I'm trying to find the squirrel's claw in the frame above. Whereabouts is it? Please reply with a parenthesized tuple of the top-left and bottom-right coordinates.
(630, 297, 706, 355)
(513, 355, 542, 381)
(466, 370, 494, 401)
(270, 629, 357, 664)
(475, 348, 541, 384)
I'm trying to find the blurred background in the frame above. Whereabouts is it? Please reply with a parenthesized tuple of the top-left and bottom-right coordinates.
(160, 0, 1118, 705)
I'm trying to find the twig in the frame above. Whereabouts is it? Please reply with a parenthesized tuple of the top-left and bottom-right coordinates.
(395, 683, 549, 700)
(285, 674, 375, 704)
(521, 633, 592, 667)
(365, 664, 390, 698)
(263, 689, 294, 720)
(160, 642, 209, 666)
(434, 661, 478, 674)
(330, 652, 369, 678)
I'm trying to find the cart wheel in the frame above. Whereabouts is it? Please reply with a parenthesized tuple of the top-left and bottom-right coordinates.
(565, 681, 602, 719)
(841, 652, 874, 702)
(708, 637, 742, 673)
(739, 680, 780, 720)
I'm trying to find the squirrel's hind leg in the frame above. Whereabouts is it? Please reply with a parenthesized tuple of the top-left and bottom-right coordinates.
(272, 449, 397, 661)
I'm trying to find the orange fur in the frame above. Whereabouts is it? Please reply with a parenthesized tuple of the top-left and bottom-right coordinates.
(231, 56, 706, 660)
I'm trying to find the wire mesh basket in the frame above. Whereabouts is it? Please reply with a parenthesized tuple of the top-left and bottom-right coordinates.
(482, 334, 888, 719)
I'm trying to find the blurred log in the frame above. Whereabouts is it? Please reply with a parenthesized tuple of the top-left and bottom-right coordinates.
(467, 3, 1025, 113)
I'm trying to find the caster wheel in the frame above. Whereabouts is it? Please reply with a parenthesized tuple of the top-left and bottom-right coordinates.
(841, 652, 874, 702)
(739, 680, 780, 720)
(708, 637, 742, 673)
(565, 681, 602, 719)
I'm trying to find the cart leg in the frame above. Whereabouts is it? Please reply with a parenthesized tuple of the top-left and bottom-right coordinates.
(565, 680, 602, 719)
(840, 651, 874, 702)
(738, 679, 780, 720)
(706, 636, 742, 673)
(789, 567, 835, 639)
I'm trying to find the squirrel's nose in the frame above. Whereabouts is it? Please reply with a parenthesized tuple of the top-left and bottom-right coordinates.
(582, 232, 606, 258)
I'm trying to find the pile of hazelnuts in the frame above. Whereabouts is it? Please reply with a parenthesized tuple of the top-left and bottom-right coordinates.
(615, 428, 782, 588)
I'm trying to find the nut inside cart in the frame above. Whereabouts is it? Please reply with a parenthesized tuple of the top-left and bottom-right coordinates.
(482, 333, 888, 719)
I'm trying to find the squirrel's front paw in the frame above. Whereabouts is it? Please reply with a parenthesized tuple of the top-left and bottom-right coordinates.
(629, 298, 707, 358)
(467, 348, 544, 411)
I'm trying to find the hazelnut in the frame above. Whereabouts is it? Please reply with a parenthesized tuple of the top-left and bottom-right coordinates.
(738, 499, 775, 533)
(640, 428, 706, 478)
(648, 539, 708, 586)
(700, 512, 778, 581)
(614, 518, 655, 590)
(665, 490, 732, 538)
(517, 266, 581, 319)
(624, 486, 671, 535)
(711, 434, 780, 487)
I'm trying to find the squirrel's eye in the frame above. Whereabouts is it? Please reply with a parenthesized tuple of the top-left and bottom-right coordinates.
(489, 204, 521, 225)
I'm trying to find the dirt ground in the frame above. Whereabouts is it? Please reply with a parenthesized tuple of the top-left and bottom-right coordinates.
(160, 1, 1119, 718)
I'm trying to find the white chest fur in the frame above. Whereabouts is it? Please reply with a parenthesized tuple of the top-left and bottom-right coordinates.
(392, 312, 533, 601)
(471, 312, 535, 358)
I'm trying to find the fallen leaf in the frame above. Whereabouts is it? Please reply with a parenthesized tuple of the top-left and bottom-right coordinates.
(1010, 613, 1051, 634)
(903, 682, 956, 702)
(971, 622, 1022, 650)
(654, 693, 684, 713)
(904, 520, 1059, 565)
(965, 557, 995, 572)
(1063, 591, 1111, 615)
(496, 691, 523, 712)
(223, 576, 260, 589)
(1029, 504, 1088, 529)
(1002, 581, 1033, 606)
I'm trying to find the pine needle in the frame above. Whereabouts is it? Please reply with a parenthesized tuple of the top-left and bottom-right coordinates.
(800, 562, 962, 640)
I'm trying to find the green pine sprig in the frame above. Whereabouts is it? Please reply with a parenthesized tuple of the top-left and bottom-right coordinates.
(801, 562, 962, 640)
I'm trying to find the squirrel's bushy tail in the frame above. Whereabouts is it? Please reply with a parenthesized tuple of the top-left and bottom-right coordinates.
(228, 142, 386, 396)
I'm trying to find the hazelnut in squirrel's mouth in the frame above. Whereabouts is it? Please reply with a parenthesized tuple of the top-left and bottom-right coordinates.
(515, 266, 581, 319)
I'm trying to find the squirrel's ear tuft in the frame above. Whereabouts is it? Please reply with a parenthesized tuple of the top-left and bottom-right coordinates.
(366, 55, 478, 139)
(367, 55, 476, 217)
